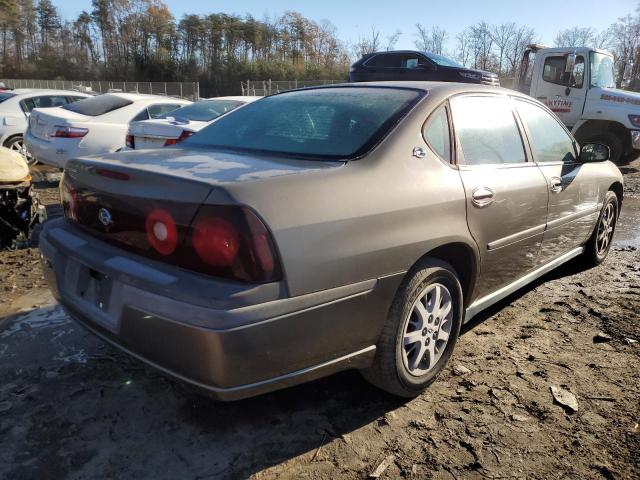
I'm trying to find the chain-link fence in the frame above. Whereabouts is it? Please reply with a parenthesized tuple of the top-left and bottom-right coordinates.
(0, 79, 199, 100)
(241, 79, 344, 96)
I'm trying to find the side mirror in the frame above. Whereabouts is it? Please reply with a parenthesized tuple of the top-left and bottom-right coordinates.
(579, 143, 610, 162)
(565, 53, 576, 73)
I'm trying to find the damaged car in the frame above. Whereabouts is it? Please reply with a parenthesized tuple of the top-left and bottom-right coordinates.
(0, 146, 41, 249)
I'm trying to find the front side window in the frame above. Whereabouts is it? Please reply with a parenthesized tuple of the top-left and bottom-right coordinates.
(186, 87, 424, 160)
(62, 94, 133, 116)
(423, 107, 451, 162)
(590, 52, 616, 88)
(450, 95, 526, 165)
(22, 95, 69, 112)
(516, 99, 576, 163)
(543, 56, 568, 85)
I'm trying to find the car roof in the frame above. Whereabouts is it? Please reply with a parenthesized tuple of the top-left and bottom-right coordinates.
(288, 81, 527, 100)
(104, 92, 190, 102)
(9, 89, 91, 98)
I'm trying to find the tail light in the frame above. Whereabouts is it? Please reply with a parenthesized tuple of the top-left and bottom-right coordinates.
(53, 125, 89, 138)
(125, 134, 135, 149)
(164, 130, 193, 146)
(184, 205, 281, 283)
(146, 209, 178, 255)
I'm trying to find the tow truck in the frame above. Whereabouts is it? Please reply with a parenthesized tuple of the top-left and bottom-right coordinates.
(518, 44, 639, 163)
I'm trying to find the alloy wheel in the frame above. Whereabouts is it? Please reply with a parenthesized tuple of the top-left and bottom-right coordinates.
(596, 202, 616, 255)
(401, 283, 453, 377)
(9, 138, 35, 165)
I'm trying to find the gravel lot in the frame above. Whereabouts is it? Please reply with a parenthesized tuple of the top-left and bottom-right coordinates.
(0, 161, 638, 480)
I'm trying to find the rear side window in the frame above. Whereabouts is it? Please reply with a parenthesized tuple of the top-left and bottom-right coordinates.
(451, 96, 526, 165)
(63, 94, 133, 116)
(148, 103, 183, 119)
(423, 107, 451, 162)
(187, 87, 424, 160)
(516, 100, 576, 163)
(365, 53, 403, 68)
(166, 100, 244, 122)
(22, 95, 69, 112)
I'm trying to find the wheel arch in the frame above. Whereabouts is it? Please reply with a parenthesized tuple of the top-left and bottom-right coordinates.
(2, 132, 24, 147)
(609, 181, 624, 213)
(573, 120, 630, 152)
(405, 241, 479, 308)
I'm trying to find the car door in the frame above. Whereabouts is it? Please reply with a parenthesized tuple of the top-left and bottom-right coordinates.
(363, 53, 405, 81)
(401, 53, 436, 81)
(514, 98, 600, 264)
(450, 94, 550, 299)
(531, 53, 586, 128)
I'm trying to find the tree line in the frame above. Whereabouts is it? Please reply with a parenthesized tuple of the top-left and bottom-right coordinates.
(0, 0, 639, 95)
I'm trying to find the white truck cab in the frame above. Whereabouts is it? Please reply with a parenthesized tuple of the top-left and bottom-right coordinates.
(518, 44, 639, 162)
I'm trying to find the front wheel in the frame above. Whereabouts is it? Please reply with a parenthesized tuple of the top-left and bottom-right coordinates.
(582, 191, 619, 267)
(361, 259, 463, 397)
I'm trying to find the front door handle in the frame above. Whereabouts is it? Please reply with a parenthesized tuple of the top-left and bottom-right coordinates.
(549, 177, 563, 193)
(471, 187, 495, 208)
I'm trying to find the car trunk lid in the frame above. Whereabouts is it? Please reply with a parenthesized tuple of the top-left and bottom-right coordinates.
(29, 107, 91, 141)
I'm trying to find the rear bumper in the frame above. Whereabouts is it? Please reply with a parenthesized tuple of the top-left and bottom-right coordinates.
(40, 218, 400, 400)
(25, 130, 76, 168)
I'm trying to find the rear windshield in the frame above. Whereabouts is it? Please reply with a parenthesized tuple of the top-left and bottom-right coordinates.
(62, 94, 133, 116)
(164, 100, 244, 122)
(0, 92, 15, 103)
(185, 87, 424, 159)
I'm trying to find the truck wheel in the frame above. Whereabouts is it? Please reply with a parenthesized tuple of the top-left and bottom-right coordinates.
(581, 191, 618, 267)
(579, 131, 623, 164)
(361, 258, 463, 397)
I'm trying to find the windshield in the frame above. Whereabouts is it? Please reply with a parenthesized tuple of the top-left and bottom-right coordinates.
(185, 87, 424, 160)
(62, 94, 133, 116)
(424, 52, 463, 68)
(163, 100, 244, 122)
(0, 92, 15, 104)
(590, 52, 616, 88)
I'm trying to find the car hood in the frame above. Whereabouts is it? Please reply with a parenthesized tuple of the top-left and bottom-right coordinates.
(74, 147, 343, 185)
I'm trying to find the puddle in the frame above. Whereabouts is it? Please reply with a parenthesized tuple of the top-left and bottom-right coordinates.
(616, 197, 640, 248)
(0, 305, 70, 339)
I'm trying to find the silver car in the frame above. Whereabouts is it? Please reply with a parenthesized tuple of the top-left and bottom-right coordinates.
(40, 82, 623, 400)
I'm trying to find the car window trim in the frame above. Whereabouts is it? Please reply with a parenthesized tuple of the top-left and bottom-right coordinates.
(511, 96, 579, 164)
(421, 102, 454, 165)
(448, 92, 533, 169)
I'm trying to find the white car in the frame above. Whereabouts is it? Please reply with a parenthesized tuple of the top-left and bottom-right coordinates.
(0, 89, 91, 164)
(126, 96, 261, 149)
(25, 93, 190, 168)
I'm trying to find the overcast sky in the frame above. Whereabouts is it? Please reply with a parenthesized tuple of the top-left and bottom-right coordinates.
(58, 0, 637, 52)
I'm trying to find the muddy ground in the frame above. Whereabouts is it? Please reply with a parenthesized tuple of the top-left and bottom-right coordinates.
(0, 163, 638, 480)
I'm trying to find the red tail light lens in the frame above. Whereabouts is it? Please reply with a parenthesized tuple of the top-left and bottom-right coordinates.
(186, 205, 281, 283)
(53, 126, 89, 138)
(164, 130, 193, 146)
(125, 134, 135, 149)
(192, 217, 240, 267)
(145, 209, 178, 255)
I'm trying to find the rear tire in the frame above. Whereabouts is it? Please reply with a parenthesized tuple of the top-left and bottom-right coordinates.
(5, 135, 37, 166)
(581, 191, 618, 267)
(361, 258, 463, 397)
(577, 131, 623, 164)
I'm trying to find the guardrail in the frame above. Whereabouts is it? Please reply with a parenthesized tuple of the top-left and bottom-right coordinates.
(241, 79, 344, 96)
(0, 79, 199, 100)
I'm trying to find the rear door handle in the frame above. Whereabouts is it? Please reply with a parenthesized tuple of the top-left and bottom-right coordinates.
(549, 177, 563, 193)
(471, 187, 495, 208)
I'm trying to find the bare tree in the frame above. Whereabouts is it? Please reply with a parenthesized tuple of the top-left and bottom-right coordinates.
(491, 23, 515, 75)
(554, 26, 596, 48)
(414, 24, 447, 54)
(455, 28, 472, 67)
(385, 29, 402, 51)
(354, 25, 381, 57)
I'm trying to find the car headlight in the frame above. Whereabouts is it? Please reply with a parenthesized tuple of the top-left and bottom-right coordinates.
(459, 72, 481, 80)
(628, 114, 640, 128)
